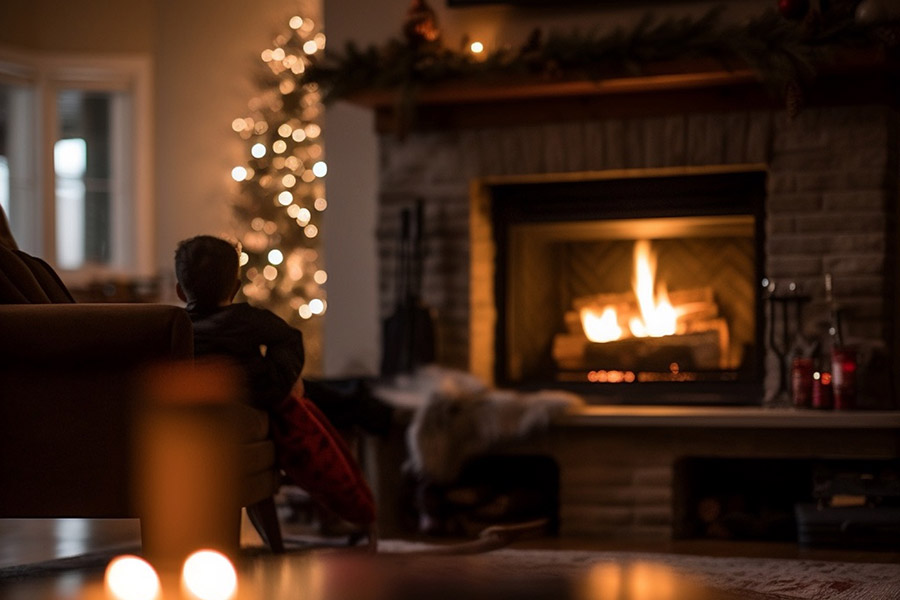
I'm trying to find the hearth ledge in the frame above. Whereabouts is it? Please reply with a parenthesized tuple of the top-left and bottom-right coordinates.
(562, 406, 900, 428)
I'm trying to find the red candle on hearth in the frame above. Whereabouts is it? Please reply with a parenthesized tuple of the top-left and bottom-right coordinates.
(812, 371, 833, 409)
(791, 358, 814, 408)
(831, 347, 857, 410)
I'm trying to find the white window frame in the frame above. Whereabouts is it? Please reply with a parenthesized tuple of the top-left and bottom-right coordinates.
(0, 46, 154, 284)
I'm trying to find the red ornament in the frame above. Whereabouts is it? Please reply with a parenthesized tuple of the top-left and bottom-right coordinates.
(777, 0, 810, 19)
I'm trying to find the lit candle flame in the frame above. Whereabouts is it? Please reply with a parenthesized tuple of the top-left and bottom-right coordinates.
(182, 549, 238, 600)
(105, 555, 161, 600)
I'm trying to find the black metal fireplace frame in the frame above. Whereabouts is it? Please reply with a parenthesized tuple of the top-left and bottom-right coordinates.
(490, 169, 767, 405)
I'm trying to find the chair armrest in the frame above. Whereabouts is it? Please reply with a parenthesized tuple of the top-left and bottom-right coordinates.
(0, 303, 193, 366)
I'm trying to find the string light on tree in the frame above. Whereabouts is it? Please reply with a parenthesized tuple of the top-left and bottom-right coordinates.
(231, 8, 328, 369)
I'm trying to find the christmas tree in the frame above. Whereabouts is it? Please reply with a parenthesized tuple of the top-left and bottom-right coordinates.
(231, 11, 327, 372)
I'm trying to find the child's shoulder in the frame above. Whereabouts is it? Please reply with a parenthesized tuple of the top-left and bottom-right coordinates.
(230, 302, 293, 327)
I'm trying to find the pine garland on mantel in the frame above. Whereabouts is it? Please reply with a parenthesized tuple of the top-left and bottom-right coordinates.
(303, 7, 895, 115)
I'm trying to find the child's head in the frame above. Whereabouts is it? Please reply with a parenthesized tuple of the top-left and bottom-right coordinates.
(174, 235, 241, 309)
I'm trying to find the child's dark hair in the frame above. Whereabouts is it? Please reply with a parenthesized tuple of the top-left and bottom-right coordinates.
(175, 235, 240, 309)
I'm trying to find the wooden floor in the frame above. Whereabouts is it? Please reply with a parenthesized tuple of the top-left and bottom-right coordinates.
(1, 516, 898, 599)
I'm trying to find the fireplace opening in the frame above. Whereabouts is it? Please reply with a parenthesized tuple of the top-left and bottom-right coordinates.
(491, 169, 765, 404)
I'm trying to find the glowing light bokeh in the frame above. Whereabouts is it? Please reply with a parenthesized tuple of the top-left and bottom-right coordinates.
(105, 555, 160, 600)
(230, 166, 247, 182)
(232, 13, 327, 324)
(470, 41, 484, 53)
(182, 550, 237, 600)
(305, 123, 321, 138)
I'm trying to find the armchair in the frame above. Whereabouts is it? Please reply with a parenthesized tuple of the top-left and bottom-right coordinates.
(0, 303, 284, 555)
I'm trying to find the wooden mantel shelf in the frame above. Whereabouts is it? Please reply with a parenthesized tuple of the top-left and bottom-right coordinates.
(563, 405, 900, 429)
(347, 64, 761, 108)
(345, 53, 899, 133)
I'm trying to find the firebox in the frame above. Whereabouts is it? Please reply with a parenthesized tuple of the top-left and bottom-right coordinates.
(491, 168, 766, 404)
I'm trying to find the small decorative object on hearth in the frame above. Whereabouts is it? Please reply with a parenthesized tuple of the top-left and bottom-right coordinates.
(765, 278, 811, 407)
(822, 272, 857, 409)
(404, 0, 441, 48)
(812, 370, 834, 409)
(831, 347, 857, 409)
(791, 357, 814, 408)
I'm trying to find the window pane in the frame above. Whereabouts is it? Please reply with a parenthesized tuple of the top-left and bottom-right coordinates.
(0, 83, 37, 251)
(0, 157, 8, 218)
(56, 90, 115, 268)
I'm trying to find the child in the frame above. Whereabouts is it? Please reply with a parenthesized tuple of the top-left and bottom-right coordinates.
(174, 235, 376, 537)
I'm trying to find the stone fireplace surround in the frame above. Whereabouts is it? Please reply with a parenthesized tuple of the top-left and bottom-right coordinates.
(375, 97, 900, 409)
(364, 75, 900, 540)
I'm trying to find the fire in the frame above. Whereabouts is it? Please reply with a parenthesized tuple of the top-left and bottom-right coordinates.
(579, 240, 678, 343)
(581, 306, 622, 343)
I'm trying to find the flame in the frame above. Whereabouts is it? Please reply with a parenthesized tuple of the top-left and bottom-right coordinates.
(581, 306, 622, 343)
(580, 240, 678, 343)
(629, 240, 677, 338)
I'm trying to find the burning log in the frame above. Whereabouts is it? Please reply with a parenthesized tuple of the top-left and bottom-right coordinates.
(553, 325, 728, 372)
(554, 283, 731, 372)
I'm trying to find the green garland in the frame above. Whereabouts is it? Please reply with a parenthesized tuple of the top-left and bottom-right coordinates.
(303, 8, 888, 109)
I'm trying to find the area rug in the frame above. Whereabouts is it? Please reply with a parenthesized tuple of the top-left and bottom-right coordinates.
(3, 539, 899, 600)
(454, 548, 900, 600)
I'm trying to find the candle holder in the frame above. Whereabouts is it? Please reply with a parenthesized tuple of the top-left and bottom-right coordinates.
(765, 283, 810, 407)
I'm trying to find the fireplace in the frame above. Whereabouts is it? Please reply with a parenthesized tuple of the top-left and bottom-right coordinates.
(374, 99, 899, 409)
(491, 169, 765, 403)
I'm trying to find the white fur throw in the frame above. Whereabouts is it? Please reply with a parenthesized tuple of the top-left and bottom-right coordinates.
(374, 366, 584, 483)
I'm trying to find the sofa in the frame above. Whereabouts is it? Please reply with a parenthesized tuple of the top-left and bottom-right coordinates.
(0, 208, 284, 555)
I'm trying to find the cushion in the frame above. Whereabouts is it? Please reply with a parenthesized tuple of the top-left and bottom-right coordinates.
(269, 393, 376, 526)
(0, 245, 75, 304)
(0, 245, 51, 303)
(14, 251, 74, 303)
